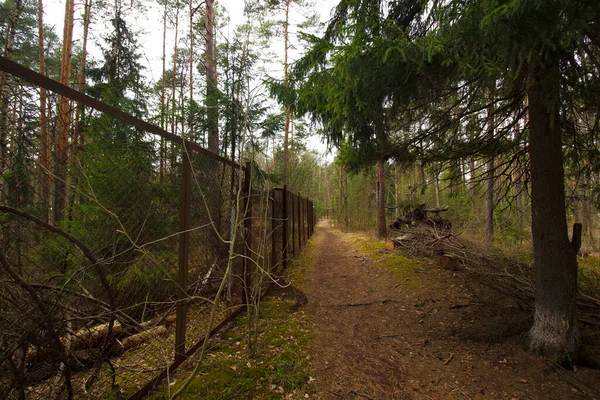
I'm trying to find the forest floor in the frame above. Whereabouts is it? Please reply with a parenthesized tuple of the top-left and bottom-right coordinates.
(306, 221, 600, 400)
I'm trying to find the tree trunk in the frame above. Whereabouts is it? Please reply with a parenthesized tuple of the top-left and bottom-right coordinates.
(515, 171, 524, 227)
(54, 0, 75, 224)
(282, 0, 291, 184)
(528, 60, 579, 361)
(206, 0, 218, 154)
(67, 0, 91, 216)
(37, 0, 50, 212)
(484, 159, 494, 243)
(375, 108, 387, 238)
(394, 172, 399, 218)
(189, 0, 194, 140)
(468, 157, 477, 211)
(338, 165, 343, 221)
(160, 0, 167, 179)
(205, 0, 222, 237)
(0, 0, 22, 201)
(435, 172, 441, 209)
(170, 7, 179, 169)
(376, 160, 386, 238)
(344, 171, 349, 230)
(484, 93, 495, 244)
(578, 169, 596, 251)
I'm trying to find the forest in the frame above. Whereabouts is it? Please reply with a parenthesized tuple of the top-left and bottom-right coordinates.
(1, 0, 600, 398)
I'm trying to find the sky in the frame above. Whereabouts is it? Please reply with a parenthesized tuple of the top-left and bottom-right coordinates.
(43, 0, 340, 161)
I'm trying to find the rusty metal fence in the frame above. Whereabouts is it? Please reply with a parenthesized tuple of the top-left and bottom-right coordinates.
(0, 57, 315, 399)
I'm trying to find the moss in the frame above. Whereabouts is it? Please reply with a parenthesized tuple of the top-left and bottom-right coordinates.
(285, 235, 317, 290)
(341, 232, 432, 290)
(151, 299, 314, 399)
(149, 235, 318, 400)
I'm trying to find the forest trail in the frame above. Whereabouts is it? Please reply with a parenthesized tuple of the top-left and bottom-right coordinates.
(304, 222, 600, 400)
(306, 224, 409, 399)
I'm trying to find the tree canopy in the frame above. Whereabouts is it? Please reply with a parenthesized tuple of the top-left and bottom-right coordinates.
(287, 0, 600, 362)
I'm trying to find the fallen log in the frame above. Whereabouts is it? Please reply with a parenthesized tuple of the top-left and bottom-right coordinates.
(70, 321, 123, 349)
(118, 326, 168, 352)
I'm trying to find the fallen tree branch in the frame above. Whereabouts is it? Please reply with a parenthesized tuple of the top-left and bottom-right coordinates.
(0, 205, 113, 300)
(334, 299, 403, 309)
(443, 352, 455, 365)
(545, 360, 599, 398)
(24, 282, 143, 331)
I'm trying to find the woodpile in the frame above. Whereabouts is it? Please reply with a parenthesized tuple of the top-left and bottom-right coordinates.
(386, 224, 600, 329)
(389, 204, 451, 231)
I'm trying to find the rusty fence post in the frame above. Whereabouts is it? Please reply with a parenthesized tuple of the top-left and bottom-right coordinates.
(282, 185, 288, 270)
(313, 202, 316, 233)
(271, 189, 277, 275)
(309, 200, 313, 237)
(291, 192, 296, 257)
(300, 199, 306, 247)
(308, 200, 311, 238)
(297, 193, 303, 248)
(175, 151, 191, 362)
(312, 201, 315, 235)
(242, 162, 252, 311)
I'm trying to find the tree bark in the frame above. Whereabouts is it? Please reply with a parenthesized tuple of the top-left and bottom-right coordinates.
(282, 0, 291, 184)
(54, 0, 75, 224)
(204, 0, 222, 237)
(160, 0, 167, 179)
(189, 0, 194, 140)
(0, 0, 22, 200)
(205, 0, 218, 154)
(376, 160, 386, 238)
(468, 157, 477, 211)
(375, 108, 387, 238)
(484, 91, 495, 244)
(528, 60, 579, 361)
(435, 172, 441, 209)
(67, 0, 91, 218)
(170, 7, 179, 169)
(37, 0, 50, 212)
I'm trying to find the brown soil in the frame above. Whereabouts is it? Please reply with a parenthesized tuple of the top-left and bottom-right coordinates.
(305, 223, 600, 400)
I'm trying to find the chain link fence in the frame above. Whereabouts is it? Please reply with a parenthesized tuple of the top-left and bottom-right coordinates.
(0, 57, 315, 399)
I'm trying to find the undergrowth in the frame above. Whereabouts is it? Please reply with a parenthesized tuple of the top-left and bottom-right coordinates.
(151, 234, 318, 400)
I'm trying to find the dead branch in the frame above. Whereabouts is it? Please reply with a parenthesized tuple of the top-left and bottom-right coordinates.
(0, 205, 113, 300)
(335, 299, 403, 309)
(545, 360, 599, 398)
(24, 282, 142, 331)
(443, 352, 455, 365)
(0, 205, 98, 265)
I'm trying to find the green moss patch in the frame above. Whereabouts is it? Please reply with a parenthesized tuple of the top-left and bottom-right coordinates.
(155, 300, 314, 400)
(342, 232, 433, 290)
(150, 235, 318, 400)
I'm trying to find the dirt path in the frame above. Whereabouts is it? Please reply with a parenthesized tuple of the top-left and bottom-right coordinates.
(306, 225, 411, 399)
(305, 223, 600, 400)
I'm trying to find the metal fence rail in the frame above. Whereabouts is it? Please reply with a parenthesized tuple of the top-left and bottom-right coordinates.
(0, 58, 315, 399)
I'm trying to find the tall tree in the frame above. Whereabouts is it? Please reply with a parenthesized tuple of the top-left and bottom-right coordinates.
(205, 0, 218, 154)
(36, 0, 50, 211)
(286, 0, 403, 238)
(293, 0, 600, 360)
(53, 0, 75, 224)
(484, 94, 495, 244)
(282, 0, 291, 184)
